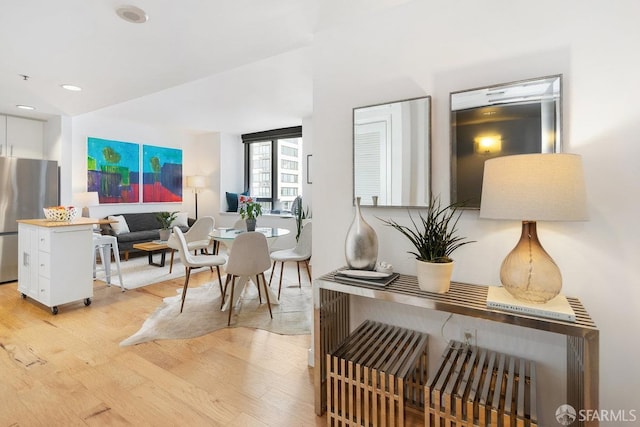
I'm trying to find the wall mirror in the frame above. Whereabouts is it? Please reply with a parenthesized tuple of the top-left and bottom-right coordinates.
(353, 96, 431, 208)
(450, 75, 562, 208)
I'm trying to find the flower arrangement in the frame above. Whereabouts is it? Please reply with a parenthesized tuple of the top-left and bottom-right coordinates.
(238, 196, 262, 220)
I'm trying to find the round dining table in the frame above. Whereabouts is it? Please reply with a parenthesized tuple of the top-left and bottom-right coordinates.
(210, 226, 290, 251)
(210, 227, 291, 311)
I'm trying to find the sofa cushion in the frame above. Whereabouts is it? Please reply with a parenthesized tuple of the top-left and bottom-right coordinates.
(122, 212, 162, 233)
(117, 230, 160, 243)
(174, 211, 189, 227)
(108, 215, 130, 234)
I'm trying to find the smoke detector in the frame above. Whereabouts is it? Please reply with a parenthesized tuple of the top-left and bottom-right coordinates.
(116, 5, 148, 24)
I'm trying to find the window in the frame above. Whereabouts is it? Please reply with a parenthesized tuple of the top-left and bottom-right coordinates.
(242, 126, 303, 211)
(281, 187, 298, 197)
(281, 173, 298, 183)
(281, 146, 298, 157)
(281, 159, 298, 170)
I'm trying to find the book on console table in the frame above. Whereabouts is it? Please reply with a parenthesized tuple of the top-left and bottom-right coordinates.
(486, 286, 576, 322)
(334, 270, 400, 288)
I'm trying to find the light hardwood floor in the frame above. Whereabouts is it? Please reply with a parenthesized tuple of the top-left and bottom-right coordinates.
(0, 267, 325, 426)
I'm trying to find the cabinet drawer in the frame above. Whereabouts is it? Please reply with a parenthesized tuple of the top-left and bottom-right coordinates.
(38, 229, 51, 253)
(38, 251, 50, 278)
(38, 276, 51, 305)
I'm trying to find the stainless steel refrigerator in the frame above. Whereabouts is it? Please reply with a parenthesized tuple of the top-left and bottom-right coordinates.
(0, 157, 59, 283)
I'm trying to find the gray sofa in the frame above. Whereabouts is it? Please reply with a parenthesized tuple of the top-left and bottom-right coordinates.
(100, 212, 192, 260)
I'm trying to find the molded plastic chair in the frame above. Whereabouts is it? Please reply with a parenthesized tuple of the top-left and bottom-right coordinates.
(268, 221, 312, 298)
(173, 226, 226, 313)
(167, 216, 215, 273)
(93, 233, 125, 291)
(222, 231, 273, 326)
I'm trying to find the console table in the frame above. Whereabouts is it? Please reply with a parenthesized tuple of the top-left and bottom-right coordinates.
(313, 270, 599, 426)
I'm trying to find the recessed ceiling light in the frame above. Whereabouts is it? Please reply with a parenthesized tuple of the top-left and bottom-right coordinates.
(16, 105, 35, 110)
(61, 84, 82, 92)
(116, 5, 148, 24)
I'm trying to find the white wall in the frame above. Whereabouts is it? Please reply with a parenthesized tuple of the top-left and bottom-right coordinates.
(312, 0, 640, 424)
(301, 115, 313, 214)
(217, 132, 244, 223)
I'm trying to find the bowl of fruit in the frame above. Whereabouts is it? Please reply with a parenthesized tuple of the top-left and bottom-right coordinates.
(43, 206, 79, 222)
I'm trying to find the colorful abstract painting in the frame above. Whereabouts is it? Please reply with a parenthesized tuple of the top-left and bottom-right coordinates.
(142, 145, 183, 203)
(87, 137, 140, 204)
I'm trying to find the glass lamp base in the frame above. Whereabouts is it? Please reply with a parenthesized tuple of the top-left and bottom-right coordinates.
(500, 221, 562, 304)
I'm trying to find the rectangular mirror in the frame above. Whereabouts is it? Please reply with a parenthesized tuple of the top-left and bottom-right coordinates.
(450, 75, 562, 209)
(353, 96, 431, 207)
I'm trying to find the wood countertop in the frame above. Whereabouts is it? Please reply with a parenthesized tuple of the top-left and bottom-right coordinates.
(17, 217, 115, 228)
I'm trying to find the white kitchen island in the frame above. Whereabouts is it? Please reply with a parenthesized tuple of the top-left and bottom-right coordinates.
(17, 217, 105, 314)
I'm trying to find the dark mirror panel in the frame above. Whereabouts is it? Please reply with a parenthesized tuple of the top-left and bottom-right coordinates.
(450, 75, 562, 208)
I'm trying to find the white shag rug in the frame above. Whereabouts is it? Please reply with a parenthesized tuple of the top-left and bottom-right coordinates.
(95, 252, 206, 290)
(120, 277, 312, 346)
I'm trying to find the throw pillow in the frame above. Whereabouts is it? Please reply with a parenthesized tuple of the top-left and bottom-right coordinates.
(108, 215, 130, 235)
(174, 212, 189, 227)
(225, 190, 249, 212)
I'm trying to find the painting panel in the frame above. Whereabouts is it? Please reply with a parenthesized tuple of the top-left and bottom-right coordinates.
(142, 145, 183, 203)
(87, 137, 140, 204)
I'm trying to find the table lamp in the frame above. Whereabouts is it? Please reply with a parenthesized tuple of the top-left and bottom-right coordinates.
(186, 175, 206, 218)
(480, 153, 587, 303)
(75, 191, 100, 217)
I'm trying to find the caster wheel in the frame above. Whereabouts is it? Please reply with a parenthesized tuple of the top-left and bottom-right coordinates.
(84, 298, 92, 306)
(21, 293, 27, 299)
(51, 306, 59, 315)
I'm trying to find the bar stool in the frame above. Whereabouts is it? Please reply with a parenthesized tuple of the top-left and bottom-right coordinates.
(93, 233, 125, 291)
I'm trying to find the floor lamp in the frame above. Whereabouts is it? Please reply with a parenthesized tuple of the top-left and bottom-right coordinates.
(186, 175, 206, 219)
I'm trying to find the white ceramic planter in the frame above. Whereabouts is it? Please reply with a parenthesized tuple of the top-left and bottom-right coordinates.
(416, 259, 454, 293)
(159, 228, 171, 241)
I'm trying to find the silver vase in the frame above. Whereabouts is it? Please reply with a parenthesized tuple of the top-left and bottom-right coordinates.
(345, 197, 378, 270)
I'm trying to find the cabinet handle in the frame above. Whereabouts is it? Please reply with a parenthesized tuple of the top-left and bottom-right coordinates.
(9, 144, 13, 157)
(23, 252, 29, 267)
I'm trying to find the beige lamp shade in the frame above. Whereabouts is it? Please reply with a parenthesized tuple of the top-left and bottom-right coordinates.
(74, 191, 99, 217)
(186, 175, 206, 189)
(480, 153, 588, 221)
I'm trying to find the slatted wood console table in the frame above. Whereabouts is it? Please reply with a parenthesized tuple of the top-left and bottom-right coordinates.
(313, 270, 599, 426)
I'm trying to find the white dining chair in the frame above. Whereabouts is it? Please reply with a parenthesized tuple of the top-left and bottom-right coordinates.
(173, 226, 227, 313)
(93, 233, 125, 291)
(167, 216, 215, 273)
(222, 231, 273, 326)
(268, 221, 312, 299)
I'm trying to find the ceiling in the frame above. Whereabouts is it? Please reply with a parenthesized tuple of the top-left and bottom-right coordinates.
(0, 0, 409, 134)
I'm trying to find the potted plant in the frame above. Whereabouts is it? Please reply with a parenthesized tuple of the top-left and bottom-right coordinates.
(292, 196, 311, 242)
(156, 211, 178, 241)
(379, 197, 475, 293)
(239, 198, 262, 231)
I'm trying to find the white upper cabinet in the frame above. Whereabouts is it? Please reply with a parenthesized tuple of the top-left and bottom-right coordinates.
(1, 115, 45, 159)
